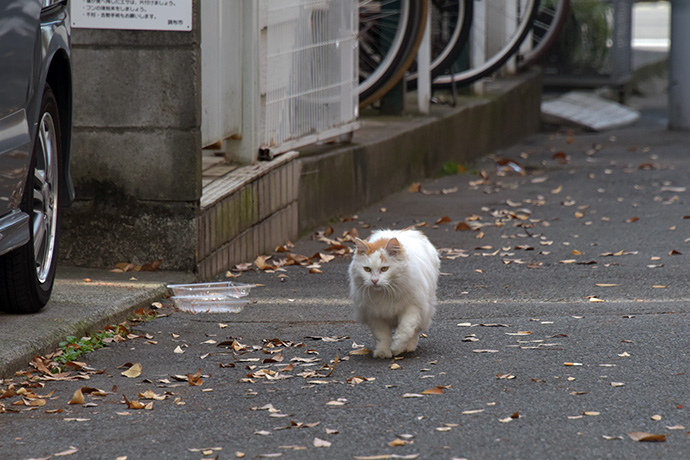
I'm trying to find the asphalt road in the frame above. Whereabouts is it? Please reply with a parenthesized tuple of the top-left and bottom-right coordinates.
(3, 95, 690, 459)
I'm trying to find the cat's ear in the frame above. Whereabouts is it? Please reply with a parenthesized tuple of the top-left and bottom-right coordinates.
(385, 238, 403, 257)
(354, 238, 370, 254)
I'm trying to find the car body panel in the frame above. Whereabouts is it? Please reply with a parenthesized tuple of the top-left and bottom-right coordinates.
(0, 0, 71, 256)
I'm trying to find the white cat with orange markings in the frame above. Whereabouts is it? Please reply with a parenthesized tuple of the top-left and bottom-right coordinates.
(349, 228, 440, 358)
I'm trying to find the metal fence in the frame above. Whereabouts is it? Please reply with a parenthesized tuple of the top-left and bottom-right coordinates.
(261, 0, 359, 158)
(200, 0, 359, 163)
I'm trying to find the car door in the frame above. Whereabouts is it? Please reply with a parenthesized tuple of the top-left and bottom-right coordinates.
(0, 0, 41, 217)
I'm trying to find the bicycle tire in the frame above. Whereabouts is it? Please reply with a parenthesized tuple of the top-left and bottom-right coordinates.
(358, 0, 429, 107)
(432, 0, 542, 88)
(406, 0, 474, 91)
(518, 0, 570, 69)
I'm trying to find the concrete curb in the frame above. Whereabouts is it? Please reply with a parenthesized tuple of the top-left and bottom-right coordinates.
(0, 268, 193, 378)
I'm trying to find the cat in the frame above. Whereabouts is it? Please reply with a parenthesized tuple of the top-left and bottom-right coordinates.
(349, 228, 440, 358)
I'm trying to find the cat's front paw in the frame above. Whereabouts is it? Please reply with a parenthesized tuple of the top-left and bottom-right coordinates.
(390, 345, 408, 357)
(373, 347, 392, 359)
(391, 340, 416, 357)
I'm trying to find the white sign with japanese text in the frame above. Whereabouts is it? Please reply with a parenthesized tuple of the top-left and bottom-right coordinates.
(71, 0, 192, 32)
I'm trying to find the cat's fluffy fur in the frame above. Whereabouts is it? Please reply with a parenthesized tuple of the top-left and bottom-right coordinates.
(349, 228, 440, 358)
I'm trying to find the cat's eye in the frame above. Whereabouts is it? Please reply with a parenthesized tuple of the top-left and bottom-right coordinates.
(363, 267, 371, 272)
(380, 266, 389, 272)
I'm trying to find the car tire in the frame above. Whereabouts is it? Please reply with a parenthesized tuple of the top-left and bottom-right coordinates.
(0, 85, 62, 314)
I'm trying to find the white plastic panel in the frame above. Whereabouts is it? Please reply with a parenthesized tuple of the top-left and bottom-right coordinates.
(201, 1, 242, 148)
(261, 0, 359, 155)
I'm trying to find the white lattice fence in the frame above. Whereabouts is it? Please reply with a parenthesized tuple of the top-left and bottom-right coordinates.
(260, 0, 359, 158)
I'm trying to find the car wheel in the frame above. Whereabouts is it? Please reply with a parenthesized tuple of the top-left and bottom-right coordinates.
(0, 85, 62, 314)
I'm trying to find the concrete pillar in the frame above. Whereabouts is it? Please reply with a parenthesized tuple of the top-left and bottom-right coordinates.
(669, 0, 690, 130)
(62, 1, 202, 270)
(417, 1, 431, 114)
(226, 1, 261, 164)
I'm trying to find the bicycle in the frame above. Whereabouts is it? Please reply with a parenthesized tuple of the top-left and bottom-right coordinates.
(405, 0, 474, 90)
(358, 0, 429, 107)
(518, 0, 571, 70)
(431, 0, 543, 88)
(358, 0, 569, 104)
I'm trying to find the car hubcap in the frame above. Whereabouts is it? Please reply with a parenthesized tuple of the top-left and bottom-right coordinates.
(33, 111, 59, 284)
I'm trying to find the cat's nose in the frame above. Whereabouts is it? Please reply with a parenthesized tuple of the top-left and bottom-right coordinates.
(372, 278, 378, 285)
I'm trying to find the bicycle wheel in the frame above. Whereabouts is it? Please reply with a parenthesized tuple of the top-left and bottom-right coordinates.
(432, 0, 541, 88)
(406, 0, 474, 90)
(518, 0, 570, 69)
(358, 0, 428, 107)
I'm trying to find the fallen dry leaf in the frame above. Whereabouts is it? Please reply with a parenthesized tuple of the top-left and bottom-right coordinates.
(139, 390, 166, 401)
(14, 397, 46, 407)
(326, 399, 346, 406)
(495, 158, 525, 175)
(421, 387, 444, 395)
(602, 435, 624, 441)
(121, 363, 142, 378)
(53, 446, 79, 457)
(68, 388, 84, 405)
(254, 255, 276, 270)
(349, 347, 371, 356)
(388, 438, 411, 447)
(186, 369, 203, 386)
(123, 395, 148, 410)
(552, 152, 569, 164)
(45, 408, 65, 414)
(313, 437, 331, 448)
(627, 432, 666, 442)
(454, 222, 472, 231)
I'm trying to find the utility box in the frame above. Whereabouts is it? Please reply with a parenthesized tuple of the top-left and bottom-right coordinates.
(541, 0, 633, 97)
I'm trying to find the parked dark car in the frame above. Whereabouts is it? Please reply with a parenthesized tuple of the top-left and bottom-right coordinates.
(0, 0, 73, 313)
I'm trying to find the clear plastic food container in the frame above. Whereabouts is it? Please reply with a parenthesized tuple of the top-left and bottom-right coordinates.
(167, 281, 256, 313)
(167, 281, 256, 298)
(170, 296, 248, 314)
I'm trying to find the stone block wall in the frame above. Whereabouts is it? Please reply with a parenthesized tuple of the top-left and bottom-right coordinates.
(61, 1, 202, 270)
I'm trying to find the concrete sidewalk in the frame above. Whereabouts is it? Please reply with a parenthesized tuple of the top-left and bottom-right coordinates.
(0, 268, 193, 378)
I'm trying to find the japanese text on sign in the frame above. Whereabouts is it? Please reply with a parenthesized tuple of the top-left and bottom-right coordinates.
(71, 0, 192, 32)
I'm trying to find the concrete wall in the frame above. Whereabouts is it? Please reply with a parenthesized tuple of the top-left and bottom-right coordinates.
(297, 71, 543, 235)
(61, 1, 202, 270)
(198, 153, 300, 279)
